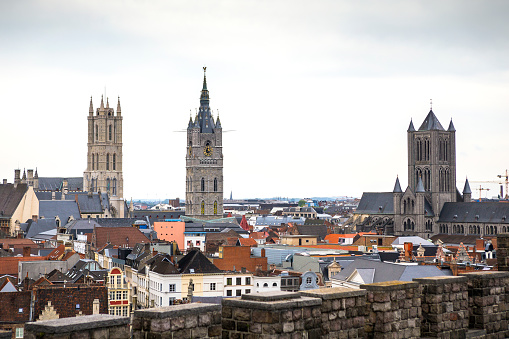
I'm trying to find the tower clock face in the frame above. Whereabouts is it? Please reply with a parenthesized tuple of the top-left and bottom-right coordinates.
(204, 141, 212, 156)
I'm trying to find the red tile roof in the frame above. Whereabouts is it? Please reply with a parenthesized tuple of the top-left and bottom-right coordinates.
(0, 238, 38, 249)
(0, 256, 47, 276)
(239, 238, 257, 247)
(93, 226, 149, 249)
(47, 244, 66, 260)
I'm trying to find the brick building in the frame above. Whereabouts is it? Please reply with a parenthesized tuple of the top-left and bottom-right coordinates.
(212, 246, 267, 272)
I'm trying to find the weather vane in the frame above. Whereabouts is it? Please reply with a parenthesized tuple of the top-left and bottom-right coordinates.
(203, 66, 206, 73)
(430, 98, 433, 110)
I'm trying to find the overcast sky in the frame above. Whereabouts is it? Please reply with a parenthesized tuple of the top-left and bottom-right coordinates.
(1, 0, 509, 201)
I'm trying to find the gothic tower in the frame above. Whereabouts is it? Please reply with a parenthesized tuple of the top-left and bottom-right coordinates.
(407, 109, 457, 215)
(83, 95, 125, 217)
(185, 68, 223, 220)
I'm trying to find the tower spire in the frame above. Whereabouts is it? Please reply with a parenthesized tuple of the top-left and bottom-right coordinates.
(106, 97, 110, 108)
(200, 66, 209, 107)
(117, 96, 121, 115)
(89, 96, 93, 115)
(100, 95, 104, 110)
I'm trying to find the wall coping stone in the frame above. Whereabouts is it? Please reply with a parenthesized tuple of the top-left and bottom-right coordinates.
(242, 291, 301, 302)
(460, 271, 509, 279)
(496, 234, 509, 238)
(413, 276, 468, 284)
(222, 296, 321, 310)
(25, 315, 129, 334)
(301, 287, 366, 300)
(361, 280, 418, 291)
(134, 303, 220, 319)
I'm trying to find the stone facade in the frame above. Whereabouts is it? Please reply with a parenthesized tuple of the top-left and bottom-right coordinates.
(132, 303, 222, 339)
(222, 291, 322, 338)
(361, 281, 421, 339)
(24, 314, 130, 339)
(185, 69, 224, 220)
(460, 271, 509, 338)
(301, 287, 366, 338)
(414, 276, 469, 338)
(83, 96, 124, 217)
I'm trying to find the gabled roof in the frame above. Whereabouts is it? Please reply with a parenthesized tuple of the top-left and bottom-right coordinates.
(47, 244, 66, 260)
(36, 177, 84, 191)
(238, 238, 257, 247)
(39, 200, 80, 222)
(418, 110, 445, 131)
(0, 238, 38, 249)
(26, 218, 59, 239)
(146, 254, 179, 275)
(438, 202, 509, 224)
(46, 269, 68, 283)
(93, 226, 149, 249)
(0, 183, 28, 218)
(356, 193, 394, 214)
(177, 249, 222, 274)
(296, 225, 328, 241)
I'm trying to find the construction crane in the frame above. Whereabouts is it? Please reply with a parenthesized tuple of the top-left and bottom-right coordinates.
(497, 169, 509, 199)
(474, 185, 490, 201)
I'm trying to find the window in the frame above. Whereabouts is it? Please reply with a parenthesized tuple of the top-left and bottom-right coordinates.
(169, 297, 175, 305)
(92, 154, 95, 170)
(263, 283, 268, 287)
(113, 154, 116, 170)
(95, 125, 98, 140)
(281, 279, 286, 286)
(122, 306, 128, 317)
(109, 125, 112, 141)
(245, 289, 251, 294)
(214, 178, 218, 192)
(245, 277, 251, 285)
(109, 308, 115, 315)
(117, 291, 122, 300)
(106, 154, 110, 170)
(236, 277, 242, 285)
(169, 284, 176, 292)
(76, 304, 80, 309)
(96, 153, 99, 170)
(306, 277, 312, 284)
(236, 289, 242, 296)
(272, 283, 277, 287)
(210, 283, 216, 291)
(214, 201, 218, 215)
(112, 178, 117, 195)
(16, 327, 24, 339)
(201, 178, 205, 192)
(201, 201, 205, 215)
(122, 291, 128, 300)
(110, 291, 115, 300)
(226, 278, 232, 285)
(226, 290, 232, 296)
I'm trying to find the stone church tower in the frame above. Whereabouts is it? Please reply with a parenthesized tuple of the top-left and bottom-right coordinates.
(83, 96, 125, 217)
(185, 68, 223, 220)
(394, 109, 457, 237)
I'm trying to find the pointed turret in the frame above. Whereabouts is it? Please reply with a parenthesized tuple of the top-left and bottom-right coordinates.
(188, 116, 194, 129)
(393, 176, 402, 193)
(89, 96, 94, 116)
(117, 96, 121, 116)
(215, 115, 222, 129)
(448, 119, 456, 132)
(100, 95, 105, 110)
(408, 119, 415, 132)
(463, 178, 472, 195)
(34, 168, 38, 178)
(106, 97, 110, 108)
(22, 169, 26, 181)
(200, 67, 210, 108)
(416, 176, 425, 193)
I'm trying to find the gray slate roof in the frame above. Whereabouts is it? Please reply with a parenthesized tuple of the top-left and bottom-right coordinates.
(418, 110, 445, 131)
(331, 258, 451, 284)
(185, 222, 248, 235)
(37, 177, 84, 191)
(0, 183, 28, 219)
(26, 218, 58, 239)
(296, 225, 328, 241)
(356, 193, 394, 214)
(438, 202, 509, 224)
(255, 216, 306, 226)
(39, 200, 80, 222)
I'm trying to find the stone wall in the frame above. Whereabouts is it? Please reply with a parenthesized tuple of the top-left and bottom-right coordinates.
(301, 288, 366, 338)
(361, 281, 421, 339)
(132, 303, 221, 339)
(24, 315, 130, 339)
(497, 233, 509, 271)
(221, 291, 322, 338)
(414, 276, 469, 338)
(460, 271, 509, 338)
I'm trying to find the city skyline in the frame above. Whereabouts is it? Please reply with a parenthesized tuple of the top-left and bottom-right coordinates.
(1, 1, 508, 200)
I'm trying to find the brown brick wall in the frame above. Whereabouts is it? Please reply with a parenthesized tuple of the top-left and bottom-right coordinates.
(213, 246, 267, 272)
(0, 291, 31, 323)
(33, 285, 107, 320)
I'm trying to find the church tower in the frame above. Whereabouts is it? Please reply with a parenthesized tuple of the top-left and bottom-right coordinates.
(407, 109, 457, 215)
(185, 68, 223, 220)
(83, 95, 125, 217)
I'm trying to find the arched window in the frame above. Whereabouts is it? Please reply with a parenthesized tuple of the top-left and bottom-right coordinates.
(96, 153, 99, 170)
(263, 283, 268, 287)
(214, 178, 218, 192)
(214, 201, 218, 215)
(106, 154, 110, 170)
(201, 201, 205, 215)
(95, 125, 98, 141)
(106, 178, 110, 192)
(92, 154, 95, 170)
(109, 125, 112, 141)
(416, 138, 422, 161)
(112, 178, 117, 195)
(272, 283, 277, 287)
(113, 154, 116, 170)
(201, 178, 205, 192)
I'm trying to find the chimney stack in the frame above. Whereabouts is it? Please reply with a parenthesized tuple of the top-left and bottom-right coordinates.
(2, 179, 6, 184)
(23, 247, 31, 257)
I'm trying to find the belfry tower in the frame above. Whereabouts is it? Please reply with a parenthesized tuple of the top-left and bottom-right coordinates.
(185, 68, 224, 220)
(83, 96, 125, 217)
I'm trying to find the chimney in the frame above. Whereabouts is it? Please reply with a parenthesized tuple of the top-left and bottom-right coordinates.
(14, 169, 20, 186)
(32, 215, 38, 222)
(27, 170, 34, 186)
(23, 247, 31, 257)
(261, 248, 266, 257)
(404, 242, 413, 260)
(2, 179, 6, 184)
(93, 299, 100, 315)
